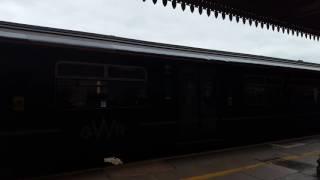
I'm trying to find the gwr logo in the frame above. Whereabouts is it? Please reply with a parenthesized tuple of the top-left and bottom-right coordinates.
(80, 118, 125, 140)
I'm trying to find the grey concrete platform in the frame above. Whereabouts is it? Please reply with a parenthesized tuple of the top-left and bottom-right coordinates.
(33, 136, 320, 180)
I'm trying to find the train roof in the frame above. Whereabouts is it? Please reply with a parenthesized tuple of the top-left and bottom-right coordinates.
(0, 21, 320, 72)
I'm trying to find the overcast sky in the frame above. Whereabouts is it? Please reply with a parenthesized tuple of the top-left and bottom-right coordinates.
(0, 0, 319, 63)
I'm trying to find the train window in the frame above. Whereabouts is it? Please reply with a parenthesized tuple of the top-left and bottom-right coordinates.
(56, 79, 146, 109)
(107, 81, 146, 107)
(244, 75, 284, 107)
(56, 62, 147, 109)
(56, 79, 107, 109)
(107, 66, 146, 81)
(291, 86, 317, 106)
(57, 63, 105, 79)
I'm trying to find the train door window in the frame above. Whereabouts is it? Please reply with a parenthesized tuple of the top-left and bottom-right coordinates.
(164, 65, 174, 100)
(313, 88, 318, 104)
(244, 76, 267, 106)
(266, 77, 283, 106)
(203, 82, 214, 103)
(200, 70, 215, 108)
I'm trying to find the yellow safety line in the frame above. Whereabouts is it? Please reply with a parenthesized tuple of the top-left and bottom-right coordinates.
(182, 151, 320, 180)
(183, 163, 265, 180)
(302, 151, 320, 157)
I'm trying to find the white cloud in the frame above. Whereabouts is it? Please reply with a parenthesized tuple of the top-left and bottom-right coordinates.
(0, 0, 319, 62)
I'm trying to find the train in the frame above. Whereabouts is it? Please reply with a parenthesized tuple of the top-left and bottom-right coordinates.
(1, 21, 320, 178)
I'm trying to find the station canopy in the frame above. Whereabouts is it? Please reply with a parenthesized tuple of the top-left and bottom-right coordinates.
(143, 0, 320, 41)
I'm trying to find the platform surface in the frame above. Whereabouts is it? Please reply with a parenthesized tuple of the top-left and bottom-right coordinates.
(34, 136, 320, 180)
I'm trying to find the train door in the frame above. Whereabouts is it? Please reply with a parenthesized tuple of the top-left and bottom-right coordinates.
(199, 66, 217, 138)
(179, 65, 200, 140)
(55, 62, 147, 160)
(179, 64, 217, 142)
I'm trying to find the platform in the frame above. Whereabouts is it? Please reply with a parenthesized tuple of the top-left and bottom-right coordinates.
(33, 136, 320, 180)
